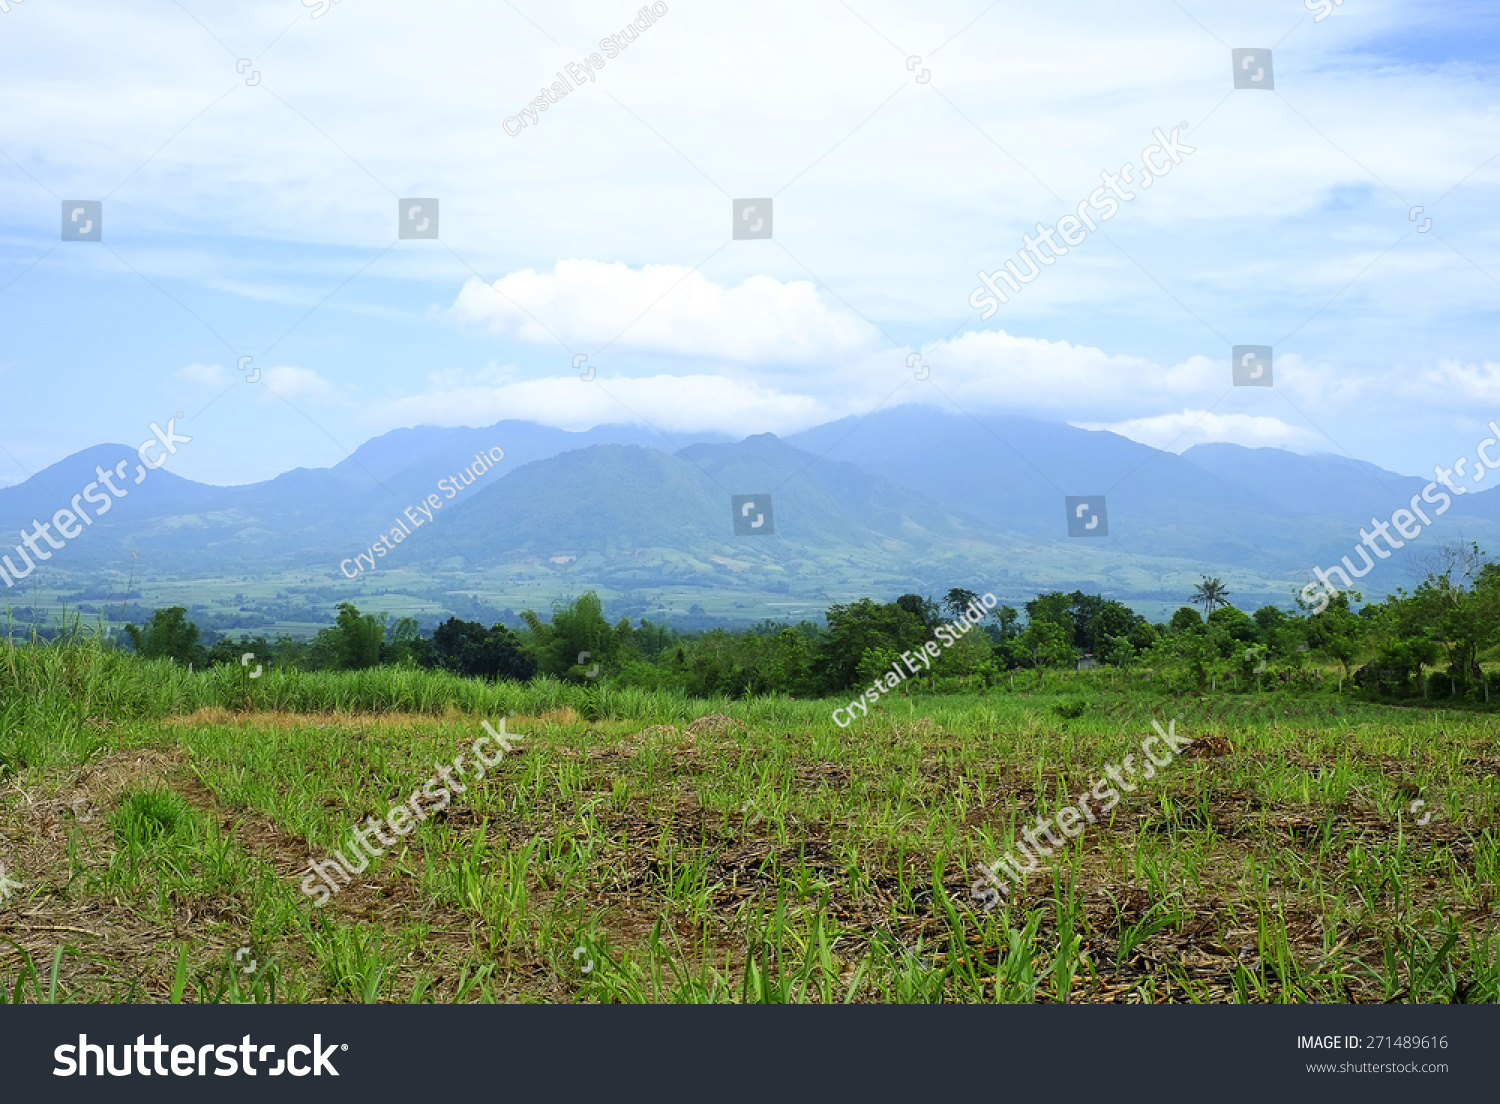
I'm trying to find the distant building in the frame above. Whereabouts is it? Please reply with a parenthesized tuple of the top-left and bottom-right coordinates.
(1077, 654, 1097, 670)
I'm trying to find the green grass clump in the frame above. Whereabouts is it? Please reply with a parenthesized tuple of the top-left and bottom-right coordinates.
(109, 787, 191, 848)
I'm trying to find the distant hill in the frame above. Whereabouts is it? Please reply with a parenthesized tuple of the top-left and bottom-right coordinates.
(3, 408, 1498, 609)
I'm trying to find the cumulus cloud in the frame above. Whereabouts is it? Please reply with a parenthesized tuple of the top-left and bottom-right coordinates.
(442, 265, 1238, 421)
(448, 260, 880, 368)
(918, 329, 1218, 417)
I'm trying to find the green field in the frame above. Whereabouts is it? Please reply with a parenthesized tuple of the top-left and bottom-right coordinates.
(13, 552, 1313, 639)
(2, 638, 1496, 1004)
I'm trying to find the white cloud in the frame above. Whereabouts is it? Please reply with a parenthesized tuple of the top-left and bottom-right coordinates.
(1407, 358, 1500, 405)
(919, 329, 1217, 416)
(1073, 410, 1319, 452)
(173, 362, 342, 404)
(448, 261, 879, 368)
(369, 372, 831, 435)
(259, 365, 344, 404)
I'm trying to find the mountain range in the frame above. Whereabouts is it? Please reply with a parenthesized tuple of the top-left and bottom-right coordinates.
(3, 406, 1496, 620)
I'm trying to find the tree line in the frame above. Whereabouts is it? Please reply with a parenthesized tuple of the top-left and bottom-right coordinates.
(116, 543, 1500, 702)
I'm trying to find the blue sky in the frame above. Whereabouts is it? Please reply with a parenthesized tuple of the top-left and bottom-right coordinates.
(0, 0, 1497, 487)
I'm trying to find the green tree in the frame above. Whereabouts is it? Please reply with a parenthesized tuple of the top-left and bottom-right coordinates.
(992, 604, 1021, 640)
(383, 616, 430, 668)
(312, 602, 385, 670)
(817, 598, 927, 692)
(1084, 597, 1138, 653)
(204, 633, 274, 671)
(1101, 634, 1136, 668)
(855, 645, 901, 689)
(896, 594, 943, 631)
(1018, 619, 1073, 671)
(1252, 604, 1287, 641)
(1169, 606, 1202, 633)
(935, 627, 998, 687)
(942, 588, 981, 619)
(1403, 543, 1500, 683)
(1025, 591, 1076, 637)
(1300, 590, 1363, 678)
(1207, 605, 1256, 642)
(123, 607, 206, 666)
(430, 618, 535, 681)
(520, 592, 618, 682)
(748, 627, 814, 696)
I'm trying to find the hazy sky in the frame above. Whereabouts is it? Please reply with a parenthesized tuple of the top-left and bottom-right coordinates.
(1, 0, 1497, 486)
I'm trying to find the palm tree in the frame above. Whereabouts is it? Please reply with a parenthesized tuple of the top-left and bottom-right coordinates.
(1191, 576, 1230, 619)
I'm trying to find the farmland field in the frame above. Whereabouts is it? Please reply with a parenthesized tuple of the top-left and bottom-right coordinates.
(3, 639, 1496, 1004)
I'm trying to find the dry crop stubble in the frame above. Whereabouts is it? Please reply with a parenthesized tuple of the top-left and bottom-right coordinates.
(1, 644, 1498, 1003)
